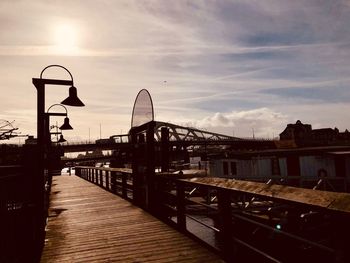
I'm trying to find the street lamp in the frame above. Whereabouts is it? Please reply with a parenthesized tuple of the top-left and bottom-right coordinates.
(46, 103, 73, 132)
(32, 65, 85, 248)
(49, 124, 67, 143)
(33, 64, 84, 146)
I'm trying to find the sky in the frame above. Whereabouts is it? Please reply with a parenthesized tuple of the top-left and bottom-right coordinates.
(1, 0, 350, 143)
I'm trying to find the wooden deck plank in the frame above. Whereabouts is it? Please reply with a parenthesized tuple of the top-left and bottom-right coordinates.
(41, 175, 223, 263)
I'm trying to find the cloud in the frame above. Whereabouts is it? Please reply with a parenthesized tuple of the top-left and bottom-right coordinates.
(177, 108, 288, 138)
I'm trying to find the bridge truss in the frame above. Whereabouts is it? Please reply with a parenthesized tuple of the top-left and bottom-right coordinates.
(153, 121, 240, 142)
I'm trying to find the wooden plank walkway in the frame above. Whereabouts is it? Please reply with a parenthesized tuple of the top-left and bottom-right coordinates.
(41, 175, 223, 263)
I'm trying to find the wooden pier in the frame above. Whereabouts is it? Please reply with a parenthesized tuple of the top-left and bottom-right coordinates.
(40, 175, 222, 262)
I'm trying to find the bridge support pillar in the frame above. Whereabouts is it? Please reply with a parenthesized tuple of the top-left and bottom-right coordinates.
(146, 122, 156, 212)
(130, 121, 156, 211)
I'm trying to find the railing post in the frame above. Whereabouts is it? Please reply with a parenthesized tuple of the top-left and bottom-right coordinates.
(161, 127, 170, 172)
(217, 189, 234, 262)
(97, 170, 103, 187)
(177, 181, 186, 231)
(333, 214, 350, 262)
(111, 171, 117, 194)
(130, 130, 142, 206)
(106, 170, 110, 191)
(76, 167, 81, 177)
(122, 173, 127, 198)
(97, 169, 100, 185)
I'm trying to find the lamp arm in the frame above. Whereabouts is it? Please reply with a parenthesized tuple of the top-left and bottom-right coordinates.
(40, 64, 74, 84)
(47, 103, 68, 114)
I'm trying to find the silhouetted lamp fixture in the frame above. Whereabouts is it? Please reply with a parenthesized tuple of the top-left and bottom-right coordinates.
(60, 117, 73, 130)
(46, 103, 73, 130)
(61, 86, 85, 106)
(57, 134, 67, 143)
(39, 64, 85, 107)
(50, 124, 67, 144)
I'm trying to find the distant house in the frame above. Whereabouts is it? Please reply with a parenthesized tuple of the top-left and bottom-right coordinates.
(207, 120, 350, 192)
(280, 120, 350, 146)
(24, 135, 37, 145)
(280, 120, 312, 141)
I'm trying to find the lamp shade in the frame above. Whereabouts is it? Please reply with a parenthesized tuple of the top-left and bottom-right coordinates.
(61, 86, 85, 107)
(60, 117, 73, 130)
(58, 134, 67, 143)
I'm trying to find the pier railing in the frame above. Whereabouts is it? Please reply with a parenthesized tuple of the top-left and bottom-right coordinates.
(76, 166, 134, 201)
(0, 165, 44, 263)
(222, 175, 348, 193)
(0, 143, 55, 263)
(76, 166, 350, 263)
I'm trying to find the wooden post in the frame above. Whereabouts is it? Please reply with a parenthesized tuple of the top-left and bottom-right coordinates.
(177, 181, 186, 231)
(111, 171, 116, 194)
(130, 129, 141, 205)
(146, 122, 156, 211)
(100, 169, 103, 187)
(122, 173, 127, 198)
(22, 144, 44, 261)
(161, 127, 169, 172)
(106, 171, 110, 191)
(217, 189, 234, 262)
(76, 167, 81, 177)
(333, 214, 350, 262)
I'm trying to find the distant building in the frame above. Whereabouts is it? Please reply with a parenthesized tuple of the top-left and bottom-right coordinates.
(209, 146, 350, 192)
(207, 120, 350, 192)
(25, 135, 37, 145)
(280, 120, 350, 146)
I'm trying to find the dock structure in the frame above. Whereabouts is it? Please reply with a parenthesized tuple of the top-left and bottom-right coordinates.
(40, 175, 222, 263)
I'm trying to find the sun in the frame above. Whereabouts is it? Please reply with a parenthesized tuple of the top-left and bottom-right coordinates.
(53, 23, 79, 55)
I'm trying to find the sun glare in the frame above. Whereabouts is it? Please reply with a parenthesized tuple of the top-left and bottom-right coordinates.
(53, 23, 79, 55)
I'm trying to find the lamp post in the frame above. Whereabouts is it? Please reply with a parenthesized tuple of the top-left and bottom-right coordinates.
(50, 128, 67, 143)
(45, 103, 73, 144)
(32, 65, 84, 254)
(49, 123, 67, 143)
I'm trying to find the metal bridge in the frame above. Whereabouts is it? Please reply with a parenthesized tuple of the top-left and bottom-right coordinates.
(61, 120, 275, 153)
